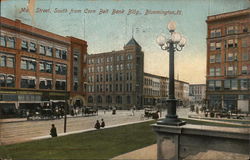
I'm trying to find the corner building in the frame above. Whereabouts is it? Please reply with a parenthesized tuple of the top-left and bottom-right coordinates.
(0, 17, 87, 116)
(206, 9, 250, 112)
(86, 38, 144, 109)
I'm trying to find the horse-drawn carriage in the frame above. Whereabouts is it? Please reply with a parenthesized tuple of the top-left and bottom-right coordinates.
(82, 107, 98, 116)
(141, 107, 159, 120)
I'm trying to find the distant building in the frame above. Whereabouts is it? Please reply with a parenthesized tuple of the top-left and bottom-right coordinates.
(143, 73, 189, 106)
(86, 38, 144, 109)
(0, 17, 87, 116)
(206, 9, 250, 112)
(189, 84, 206, 103)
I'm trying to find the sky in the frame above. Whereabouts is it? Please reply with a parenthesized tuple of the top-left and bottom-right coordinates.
(1, 0, 249, 84)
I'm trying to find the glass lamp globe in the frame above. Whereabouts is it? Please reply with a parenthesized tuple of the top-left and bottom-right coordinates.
(171, 32, 181, 43)
(179, 36, 187, 47)
(167, 21, 176, 32)
(156, 34, 167, 46)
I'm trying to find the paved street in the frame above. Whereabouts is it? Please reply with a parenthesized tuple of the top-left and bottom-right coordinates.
(0, 107, 190, 145)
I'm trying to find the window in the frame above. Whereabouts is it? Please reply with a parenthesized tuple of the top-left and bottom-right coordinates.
(116, 56, 120, 61)
(21, 57, 36, 71)
(46, 47, 53, 56)
(215, 54, 221, 63)
(242, 66, 247, 75)
(242, 39, 247, 48)
(224, 80, 230, 90)
(226, 39, 237, 48)
(55, 63, 67, 75)
(6, 75, 15, 87)
(39, 45, 46, 55)
(21, 77, 36, 88)
(0, 74, 5, 87)
(215, 42, 221, 50)
(29, 42, 36, 53)
(210, 42, 215, 51)
(0, 36, 6, 47)
(120, 64, 123, 70)
(119, 73, 123, 81)
(208, 80, 215, 91)
(116, 64, 119, 71)
(74, 82, 78, 91)
(39, 78, 52, 89)
(210, 29, 221, 38)
(56, 49, 67, 60)
(21, 40, 28, 51)
(74, 67, 78, 76)
(227, 53, 237, 61)
(209, 68, 215, 76)
(119, 84, 123, 91)
(227, 26, 238, 34)
(242, 25, 248, 33)
(127, 54, 133, 60)
(240, 79, 248, 90)
(227, 66, 236, 76)
(39, 61, 52, 73)
(215, 80, 222, 90)
(210, 55, 215, 63)
(231, 79, 238, 90)
(242, 52, 249, 61)
(106, 57, 110, 62)
(7, 37, 15, 48)
(55, 80, 66, 90)
(215, 68, 221, 76)
(88, 96, 93, 103)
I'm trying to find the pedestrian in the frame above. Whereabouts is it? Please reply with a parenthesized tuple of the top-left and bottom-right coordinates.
(101, 119, 105, 128)
(95, 120, 101, 129)
(50, 124, 57, 137)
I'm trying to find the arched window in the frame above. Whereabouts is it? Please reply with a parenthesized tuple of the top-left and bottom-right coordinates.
(97, 95, 102, 104)
(88, 96, 93, 103)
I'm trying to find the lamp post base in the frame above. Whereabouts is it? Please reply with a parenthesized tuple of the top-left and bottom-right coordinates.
(157, 116, 186, 126)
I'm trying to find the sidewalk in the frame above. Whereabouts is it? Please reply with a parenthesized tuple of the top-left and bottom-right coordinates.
(112, 144, 157, 160)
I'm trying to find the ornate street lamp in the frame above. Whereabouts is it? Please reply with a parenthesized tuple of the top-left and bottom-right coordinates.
(156, 21, 187, 126)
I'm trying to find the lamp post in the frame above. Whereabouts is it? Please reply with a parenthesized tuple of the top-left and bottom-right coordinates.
(156, 21, 186, 126)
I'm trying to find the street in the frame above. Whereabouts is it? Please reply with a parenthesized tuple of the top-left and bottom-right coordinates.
(0, 107, 189, 145)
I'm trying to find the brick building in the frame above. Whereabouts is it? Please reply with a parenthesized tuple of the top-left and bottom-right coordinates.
(0, 17, 87, 116)
(206, 9, 250, 112)
(86, 38, 144, 109)
(189, 84, 206, 103)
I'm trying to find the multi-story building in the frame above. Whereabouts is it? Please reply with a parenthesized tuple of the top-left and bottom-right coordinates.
(0, 17, 87, 116)
(206, 9, 250, 112)
(143, 73, 189, 106)
(189, 84, 206, 103)
(143, 73, 164, 106)
(86, 38, 144, 109)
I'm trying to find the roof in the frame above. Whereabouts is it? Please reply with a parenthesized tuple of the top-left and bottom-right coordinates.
(125, 37, 141, 47)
